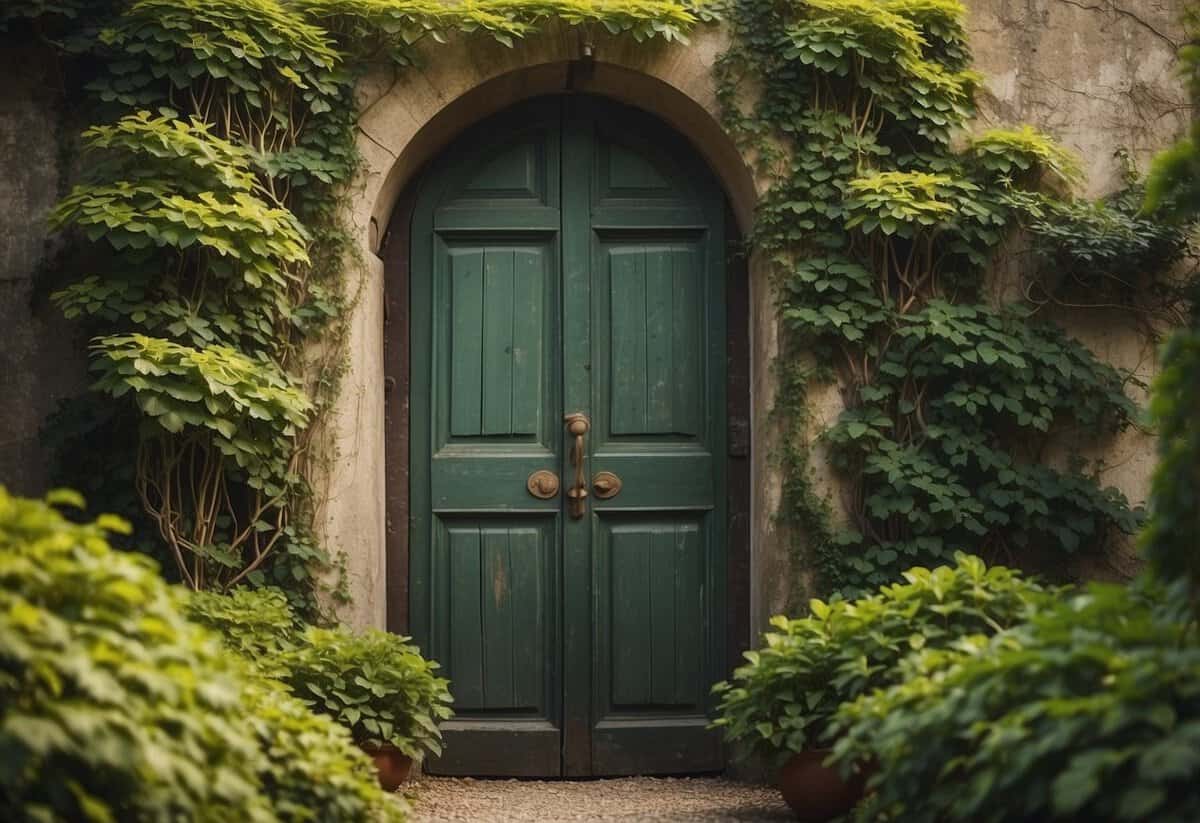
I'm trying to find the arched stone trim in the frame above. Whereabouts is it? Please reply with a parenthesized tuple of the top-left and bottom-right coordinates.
(322, 25, 783, 635)
(352, 23, 757, 245)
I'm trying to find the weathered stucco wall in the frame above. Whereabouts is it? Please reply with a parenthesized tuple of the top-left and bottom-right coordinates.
(971, 0, 1189, 582)
(0, 2, 1189, 633)
(971, 0, 1187, 197)
(0, 47, 87, 498)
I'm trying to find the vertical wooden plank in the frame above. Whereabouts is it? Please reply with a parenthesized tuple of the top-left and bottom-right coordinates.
(645, 249, 674, 433)
(610, 248, 647, 434)
(482, 529, 515, 708)
(511, 249, 543, 436)
(649, 526, 677, 705)
(610, 530, 651, 706)
(450, 250, 485, 436)
(509, 528, 542, 710)
(674, 521, 703, 706)
(449, 527, 485, 708)
(672, 247, 700, 436)
(482, 249, 515, 435)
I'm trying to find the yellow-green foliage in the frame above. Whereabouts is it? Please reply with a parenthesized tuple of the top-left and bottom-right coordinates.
(0, 488, 404, 823)
(885, 0, 965, 30)
(301, 0, 705, 59)
(82, 113, 260, 191)
(124, 0, 342, 69)
(847, 172, 958, 220)
(797, 0, 975, 98)
(92, 335, 312, 489)
(969, 125, 1083, 187)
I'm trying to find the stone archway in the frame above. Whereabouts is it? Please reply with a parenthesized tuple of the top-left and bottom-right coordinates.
(318, 25, 792, 645)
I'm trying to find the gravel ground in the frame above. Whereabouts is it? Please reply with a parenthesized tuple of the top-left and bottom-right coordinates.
(406, 776, 792, 822)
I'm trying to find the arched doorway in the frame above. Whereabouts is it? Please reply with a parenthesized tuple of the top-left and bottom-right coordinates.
(384, 95, 749, 777)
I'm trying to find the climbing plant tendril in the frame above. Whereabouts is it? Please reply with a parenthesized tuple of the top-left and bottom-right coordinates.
(4, 0, 711, 615)
(715, 0, 1190, 595)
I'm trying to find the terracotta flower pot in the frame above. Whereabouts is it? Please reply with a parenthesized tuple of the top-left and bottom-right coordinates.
(778, 749, 869, 822)
(361, 743, 414, 792)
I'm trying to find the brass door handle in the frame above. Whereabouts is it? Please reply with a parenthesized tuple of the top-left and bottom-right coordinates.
(564, 412, 590, 519)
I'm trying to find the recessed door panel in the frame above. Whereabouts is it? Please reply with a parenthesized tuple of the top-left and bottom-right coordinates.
(442, 242, 551, 441)
(433, 519, 554, 715)
(600, 240, 704, 440)
(604, 517, 706, 711)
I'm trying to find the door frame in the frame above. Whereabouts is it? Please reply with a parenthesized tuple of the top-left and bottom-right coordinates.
(381, 93, 752, 761)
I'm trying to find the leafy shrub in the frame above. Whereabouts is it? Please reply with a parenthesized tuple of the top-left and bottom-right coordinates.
(0, 487, 403, 821)
(1141, 10, 1200, 607)
(184, 586, 302, 677)
(711, 553, 1050, 761)
(0, 487, 270, 821)
(1142, 325, 1200, 595)
(285, 627, 454, 760)
(242, 678, 405, 822)
(833, 582, 1200, 822)
(187, 585, 455, 770)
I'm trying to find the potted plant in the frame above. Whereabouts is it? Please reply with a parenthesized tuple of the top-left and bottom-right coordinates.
(712, 553, 1049, 821)
(284, 626, 454, 791)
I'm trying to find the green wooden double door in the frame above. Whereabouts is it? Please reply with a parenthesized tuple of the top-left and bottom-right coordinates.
(409, 96, 727, 777)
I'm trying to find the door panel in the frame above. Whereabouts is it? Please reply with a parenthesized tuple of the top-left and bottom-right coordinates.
(410, 97, 725, 777)
(605, 244, 702, 436)
(596, 238, 706, 443)
(604, 518, 705, 709)
(446, 246, 546, 438)
(440, 520, 551, 712)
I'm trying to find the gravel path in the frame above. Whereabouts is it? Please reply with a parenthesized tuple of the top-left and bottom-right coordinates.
(407, 776, 792, 821)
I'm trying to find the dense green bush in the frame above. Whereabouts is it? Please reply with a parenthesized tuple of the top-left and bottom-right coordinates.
(832, 582, 1200, 822)
(185, 586, 301, 677)
(241, 678, 405, 822)
(188, 585, 456, 767)
(711, 553, 1050, 761)
(0, 487, 403, 822)
(285, 627, 454, 761)
(0, 487, 271, 821)
(1141, 7, 1200, 608)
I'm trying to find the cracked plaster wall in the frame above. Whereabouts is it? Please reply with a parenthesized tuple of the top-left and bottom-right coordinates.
(970, 0, 1190, 581)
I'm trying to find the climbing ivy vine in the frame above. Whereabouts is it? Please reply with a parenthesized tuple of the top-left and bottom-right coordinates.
(6, 0, 707, 615)
(715, 0, 1191, 594)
